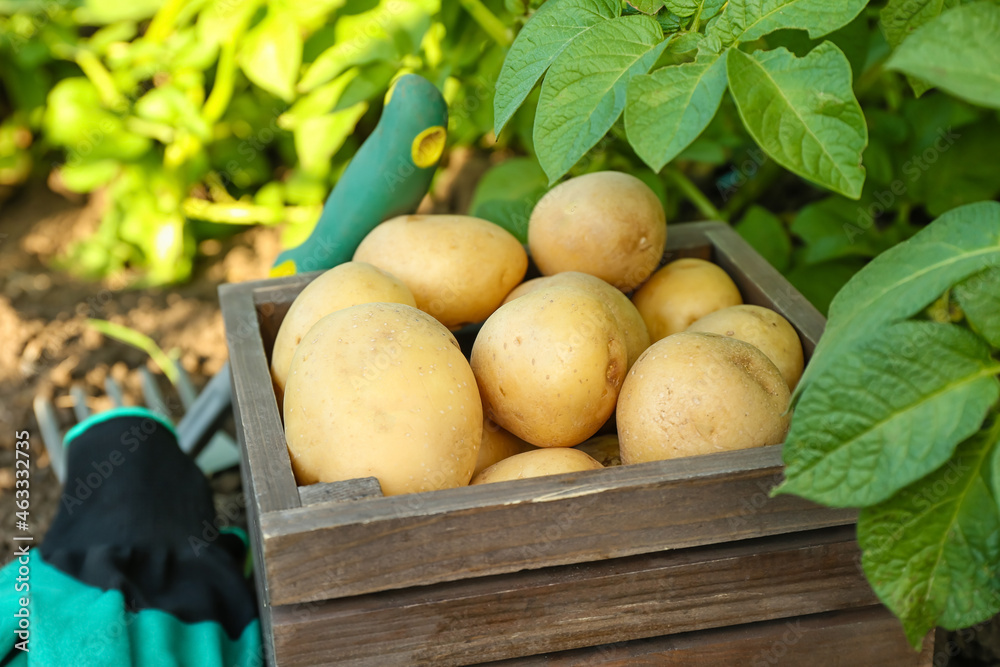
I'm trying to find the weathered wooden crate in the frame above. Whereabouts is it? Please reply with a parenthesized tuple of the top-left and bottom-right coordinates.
(220, 221, 933, 666)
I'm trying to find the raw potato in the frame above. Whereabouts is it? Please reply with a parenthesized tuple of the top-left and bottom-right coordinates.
(283, 302, 482, 495)
(471, 285, 628, 448)
(471, 448, 603, 485)
(617, 332, 790, 464)
(528, 171, 666, 291)
(270, 262, 416, 398)
(687, 305, 804, 390)
(631, 258, 742, 342)
(475, 416, 536, 477)
(354, 214, 528, 328)
(502, 272, 650, 369)
(574, 434, 621, 467)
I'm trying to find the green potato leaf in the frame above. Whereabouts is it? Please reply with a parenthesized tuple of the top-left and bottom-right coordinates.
(734, 205, 791, 272)
(624, 53, 728, 172)
(954, 267, 1000, 348)
(493, 0, 620, 136)
(295, 103, 368, 177)
(534, 15, 667, 183)
(727, 44, 868, 199)
(791, 197, 883, 265)
(777, 321, 1000, 507)
(858, 423, 1000, 647)
(784, 258, 866, 315)
(469, 157, 549, 243)
(796, 201, 1000, 395)
(239, 10, 303, 102)
(709, 0, 868, 45)
(631, 0, 666, 14)
(879, 0, 961, 48)
(885, 2, 1000, 109)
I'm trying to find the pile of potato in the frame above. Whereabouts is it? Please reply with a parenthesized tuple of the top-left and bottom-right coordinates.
(273, 171, 804, 496)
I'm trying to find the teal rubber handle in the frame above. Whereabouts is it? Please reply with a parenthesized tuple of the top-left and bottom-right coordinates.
(271, 74, 448, 276)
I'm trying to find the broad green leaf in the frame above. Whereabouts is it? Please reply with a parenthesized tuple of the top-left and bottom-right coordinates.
(494, 0, 620, 135)
(631, 0, 666, 14)
(885, 2, 1000, 109)
(625, 53, 728, 172)
(664, 0, 697, 16)
(791, 197, 881, 265)
(197, 0, 261, 48)
(469, 158, 549, 243)
(709, 0, 868, 45)
(858, 425, 1000, 647)
(880, 0, 961, 48)
(778, 321, 1000, 507)
(734, 205, 791, 272)
(295, 103, 368, 176)
(917, 121, 1000, 217)
(238, 11, 302, 102)
(534, 15, 668, 183)
(954, 267, 1000, 348)
(279, 70, 358, 130)
(727, 44, 867, 199)
(797, 201, 1000, 392)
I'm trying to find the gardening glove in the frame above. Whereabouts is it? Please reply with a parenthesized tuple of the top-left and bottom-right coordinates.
(0, 407, 260, 667)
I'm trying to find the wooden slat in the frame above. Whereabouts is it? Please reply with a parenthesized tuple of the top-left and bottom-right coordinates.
(261, 445, 855, 604)
(219, 283, 300, 514)
(299, 477, 383, 505)
(486, 605, 932, 666)
(269, 526, 877, 666)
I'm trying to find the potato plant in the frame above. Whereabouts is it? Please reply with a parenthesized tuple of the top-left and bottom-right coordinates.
(491, 0, 1000, 647)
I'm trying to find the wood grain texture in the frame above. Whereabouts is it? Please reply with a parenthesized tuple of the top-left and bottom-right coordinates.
(269, 526, 879, 666)
(261, 445, 855, 604)
(485, 605, 932, 666)
(219, 283, 299, 515)
(299, 477, 383, 505)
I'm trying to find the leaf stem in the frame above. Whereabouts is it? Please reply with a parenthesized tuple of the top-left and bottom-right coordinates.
(183, 199, 321, 226)
(145, 0, 188, 44)
(664, 167, 722, 220)
(75, 51, 125, 110)
(202, 37, 238, 125)
(689, 1, 704, 30)
(457, 0, 511, 47)
(87, 319, 180, 386)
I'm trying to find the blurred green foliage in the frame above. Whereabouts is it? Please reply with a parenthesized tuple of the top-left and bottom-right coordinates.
(0, 0, 528, 284)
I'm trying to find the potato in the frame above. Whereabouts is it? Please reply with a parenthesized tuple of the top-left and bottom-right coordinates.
(471, 448, 603, 485)
(687, 305, 804, 390)
(528, 171, 666, 291)
(501, 272, 650, 369)
(270, 262, 416, 399)
(471, 285, 628, 448)
(283, 302, 482, 495)
(574, 434, 621, 467)
(353, 214, 528, 328)
(475, 415, 536, 477)
(631, 258, 742, 342)
(617, 332, 790, 464)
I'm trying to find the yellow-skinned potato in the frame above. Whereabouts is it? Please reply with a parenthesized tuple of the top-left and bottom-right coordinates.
(474, 414, 537, 477)
(528, 171, 666, 291)
(501, 272, 650, 369)
(283, 302, 482, 495)
(471, 285, 627, 448)
(270, 262, 416, 400)
(574, 434, 621, 467)
(617, 332, 790, 464)
(631, 258, 742, 342)
(687, 305, 804, 390)
(353, 214, 528, 328)
(471, 448, 603, 485)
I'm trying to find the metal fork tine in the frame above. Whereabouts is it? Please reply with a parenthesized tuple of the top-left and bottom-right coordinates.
(174, 361, 198, 412)
(140, 367, 170, 417)
(33, 394, 66, 482)
(69, 384, 90, 422)
(104, 376, 126, 407)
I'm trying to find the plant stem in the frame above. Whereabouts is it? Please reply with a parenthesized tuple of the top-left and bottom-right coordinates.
(689, 1, 704, 30)
(76, 51, 125, 110)
(202, 37, 238, 125)
(664, 167, 722, 221)
(719, 158, 783, 222)
(145, 0, 188, 44)
(183, 199, 322, 226)
(458, 0, 511, 47)
(87, 319, 180, 386)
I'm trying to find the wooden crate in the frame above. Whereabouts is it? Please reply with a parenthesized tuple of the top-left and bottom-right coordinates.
(220, 222, 930, 665)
